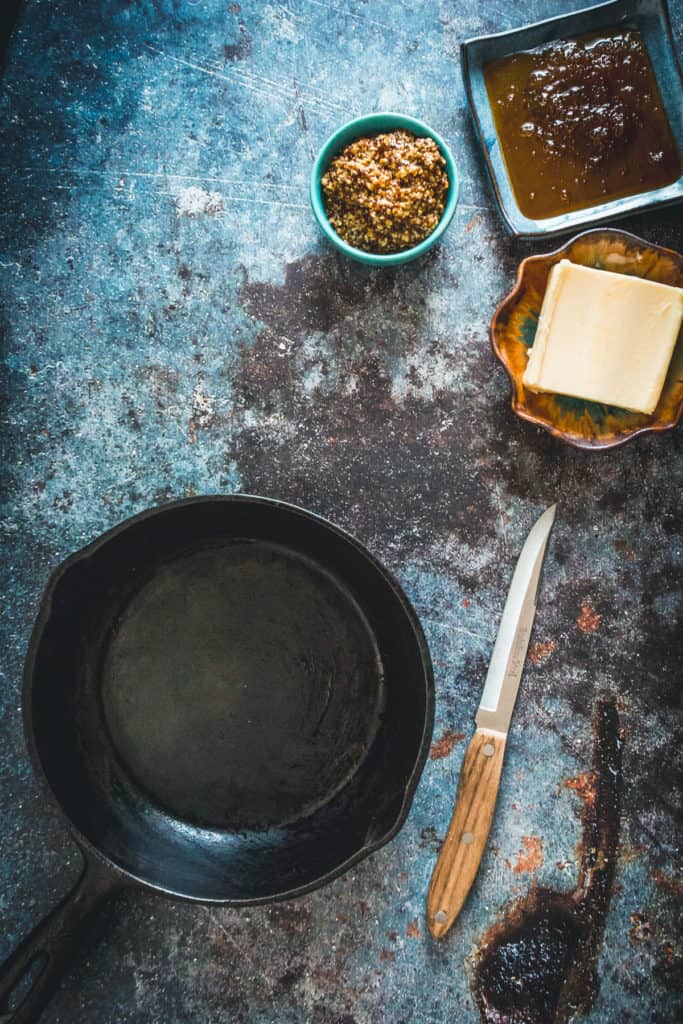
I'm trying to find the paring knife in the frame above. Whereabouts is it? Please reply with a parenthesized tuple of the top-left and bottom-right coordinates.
(427, 504, 556, 940)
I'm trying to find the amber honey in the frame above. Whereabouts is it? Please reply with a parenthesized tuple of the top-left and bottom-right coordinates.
(484, 28, 682, 220)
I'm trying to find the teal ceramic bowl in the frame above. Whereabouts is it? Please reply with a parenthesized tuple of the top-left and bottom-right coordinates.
(310, 113, 459, 266)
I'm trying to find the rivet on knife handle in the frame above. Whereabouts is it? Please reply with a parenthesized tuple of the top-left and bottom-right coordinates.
(427, 505, 556, 940)
(427, 728, 505, 939)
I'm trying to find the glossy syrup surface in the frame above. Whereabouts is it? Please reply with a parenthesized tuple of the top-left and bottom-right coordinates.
(485, 28, 682, 220)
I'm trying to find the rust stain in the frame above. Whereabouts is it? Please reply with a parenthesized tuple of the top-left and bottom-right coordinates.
(513, 836, 544, 875)
(661, 942, 676, 966)
(629, 912, 655, 943)
(429, 729, 466, 760)
(406, 918, 421, 939)
(465, 215, 482, 232)
(528, 639, 556, 665)
(617, 842, 644, 865)
(614, 539, 635, 561)
(577, 600, 601, 634)
(471, 700, 622, 1024)
(651, 868, 683, 897)
(563, 770, 598, 808)
(379, 949, 396, 962)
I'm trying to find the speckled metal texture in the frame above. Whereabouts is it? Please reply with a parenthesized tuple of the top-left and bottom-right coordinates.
(1, 2, 681, 1023)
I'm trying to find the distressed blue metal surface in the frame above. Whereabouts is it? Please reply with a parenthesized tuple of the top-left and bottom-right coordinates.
(0, 1, 681, 1022)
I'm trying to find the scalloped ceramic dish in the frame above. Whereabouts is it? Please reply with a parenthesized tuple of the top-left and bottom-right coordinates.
(491, 229, 683, 449)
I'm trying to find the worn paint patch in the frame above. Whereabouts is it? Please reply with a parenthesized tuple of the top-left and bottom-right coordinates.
(174, 187, 225, 217)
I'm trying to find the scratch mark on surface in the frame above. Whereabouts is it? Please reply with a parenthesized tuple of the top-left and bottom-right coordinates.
(273, 0, 301, 21)
(424, 617, 494, 644)
(146, 46, 296, 109)
(148, 45, 346, 117)
(3, 166, 304, 192)
(293, 75, 315, 160)
(298, 0, 405, 36)
(221, 62, 346, 114)
(204, 908, 232, 945)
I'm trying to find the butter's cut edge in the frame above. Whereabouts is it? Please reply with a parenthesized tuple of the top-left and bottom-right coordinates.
(522, 259, 570, 390)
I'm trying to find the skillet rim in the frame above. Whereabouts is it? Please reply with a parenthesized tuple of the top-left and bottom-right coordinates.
(22, 493, 436, 904)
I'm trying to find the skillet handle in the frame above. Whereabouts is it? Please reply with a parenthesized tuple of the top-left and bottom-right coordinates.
(0, 852, 120, 1024)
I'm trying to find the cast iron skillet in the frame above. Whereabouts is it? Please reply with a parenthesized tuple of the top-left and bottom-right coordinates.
(0, 495, 434, 1024)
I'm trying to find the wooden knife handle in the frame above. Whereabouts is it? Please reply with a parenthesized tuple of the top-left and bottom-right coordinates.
(427, 728, 506, 939)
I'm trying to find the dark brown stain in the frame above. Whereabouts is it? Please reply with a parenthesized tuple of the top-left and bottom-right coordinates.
(277, 964, 306, 990)
(598, 488, 627, 514)
(223, 22, 253, 61)
(471, 699, 621, 1024)
(121, 393, 141, 431)
(419, 825, 444, 854)
(238, 252, 409, 336)
(232, 253, 497, 562)
(651, 869, 683, 898)
(263, 901, 312, 936)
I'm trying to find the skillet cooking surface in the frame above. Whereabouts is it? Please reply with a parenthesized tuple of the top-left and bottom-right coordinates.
(27, 497, 434, 902)
(102, 539, 384, 830)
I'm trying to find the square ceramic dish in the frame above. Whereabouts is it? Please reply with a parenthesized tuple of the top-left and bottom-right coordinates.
(461, 0, 683, 239)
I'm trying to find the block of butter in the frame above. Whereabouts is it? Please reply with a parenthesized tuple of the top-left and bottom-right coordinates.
(523, 259, 683, 414)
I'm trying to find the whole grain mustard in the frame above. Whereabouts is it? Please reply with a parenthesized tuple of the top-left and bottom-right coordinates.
(321, 129, 449, 254)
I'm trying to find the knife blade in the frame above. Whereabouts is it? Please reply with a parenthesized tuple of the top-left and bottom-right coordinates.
(427, 504, 556, 940)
